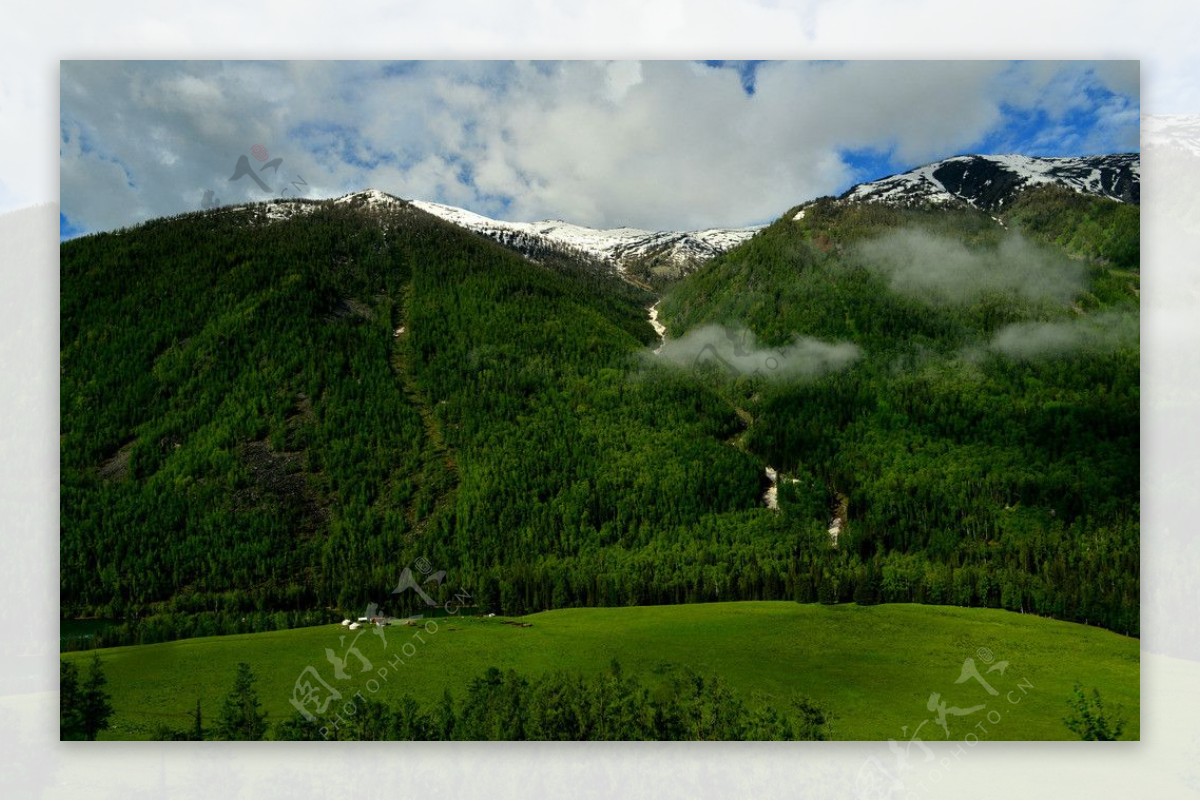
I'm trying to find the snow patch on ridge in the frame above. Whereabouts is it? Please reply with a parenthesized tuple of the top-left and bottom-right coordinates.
(335, 188, 403, 208)
(412, 200, 760, 273)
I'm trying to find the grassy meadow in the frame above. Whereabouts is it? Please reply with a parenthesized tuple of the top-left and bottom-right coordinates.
(62, 601, 1139, 740)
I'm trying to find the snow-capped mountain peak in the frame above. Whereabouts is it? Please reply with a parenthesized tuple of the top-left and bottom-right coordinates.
(215, 190, 757, 278)
(410, 200, 761, 274)
(841, 153, 1140, 211)
(251, 189, 404, 221)
(333, 188, 404, 207)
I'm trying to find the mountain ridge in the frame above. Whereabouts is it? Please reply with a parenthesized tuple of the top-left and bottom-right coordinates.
(184, 151, 1139, 280)
(838, 152, 1139, 211)
(408, 199, 761, 279)
(293, 152, 1141, 273)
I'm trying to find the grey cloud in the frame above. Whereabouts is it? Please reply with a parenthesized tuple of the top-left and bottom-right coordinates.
(656, 324, 860, 380)
(853, 229, 1086, 306)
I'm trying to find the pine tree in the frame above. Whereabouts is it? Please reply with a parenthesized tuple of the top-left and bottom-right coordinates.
(189, 697, 204, 741)
(1064, 682, 1125, 740)
(80, 654, 114, 740)
(216, 662, 267, 740)
(59, 660, 86, 740)
(271, 711, 326, 741)
(433, 689, 457, 740)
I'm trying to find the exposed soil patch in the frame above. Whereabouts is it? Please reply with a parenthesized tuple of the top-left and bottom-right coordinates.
(324, 296, 375, 322)
(97, 438, 136, 481)
(236, 439, 328, 533)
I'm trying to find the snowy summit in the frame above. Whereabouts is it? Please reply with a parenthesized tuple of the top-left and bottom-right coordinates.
(410, 200, 761, 274)
(840, 153, 1140, 211)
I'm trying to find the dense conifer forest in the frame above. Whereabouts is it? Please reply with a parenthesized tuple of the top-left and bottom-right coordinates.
(60, 184, 1139, 647)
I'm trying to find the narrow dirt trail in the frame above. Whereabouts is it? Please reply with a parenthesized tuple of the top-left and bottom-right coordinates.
(389, 283, 459, 537)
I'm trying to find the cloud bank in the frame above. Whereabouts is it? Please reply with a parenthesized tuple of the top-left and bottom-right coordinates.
(853, 229, 1087, 305)
(59, 60, 1139, 236)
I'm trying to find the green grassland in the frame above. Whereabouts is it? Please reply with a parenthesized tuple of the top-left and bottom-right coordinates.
(63, 601, 1139, 740)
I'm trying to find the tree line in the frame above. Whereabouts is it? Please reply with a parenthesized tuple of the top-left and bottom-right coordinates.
(148, 660, 831, 741)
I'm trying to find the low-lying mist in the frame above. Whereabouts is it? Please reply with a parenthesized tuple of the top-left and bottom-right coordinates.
(986, 309, 1139, 359)
(853, 228, 1086, 305)
(655, 324, 861, 380)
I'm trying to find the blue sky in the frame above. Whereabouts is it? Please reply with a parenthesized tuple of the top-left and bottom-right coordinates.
(701, 60, 768, 95)
(59, 60, 1139, 238)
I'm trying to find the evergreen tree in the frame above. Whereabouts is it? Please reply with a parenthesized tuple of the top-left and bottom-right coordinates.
(59, 660, 86, 741)
(190, 697, 204, 741)
(788, 696, 833, 741)
(272, 712, 327, 741)
(1064, 682, 1125, 741)
(216, 662, 267, 740)
(432, 689, 457, 740)
(391, 695, 434, 740)
(80, 654, 114, 740)
(150, 725, 192, 741)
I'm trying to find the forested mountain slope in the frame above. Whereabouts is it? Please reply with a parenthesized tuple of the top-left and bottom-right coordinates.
(658, 184, 1139, 634)
(62, 198, 771, 643)
(61, 174, 1139, 646)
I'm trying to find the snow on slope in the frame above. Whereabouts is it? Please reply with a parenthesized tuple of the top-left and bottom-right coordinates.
(233, 189, 404, 222)
(230, 190, 759, 275)
(333, 188, 402, 208)
(219, 189, 756, 275)
(411, 199, 760, 273)
(842, 153, 1140, 211)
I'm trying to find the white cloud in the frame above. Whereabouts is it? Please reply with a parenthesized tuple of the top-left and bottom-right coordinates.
(59, 59, 1141, 235)
(603, 60, 644, 103)
(656, 323, 861, 380)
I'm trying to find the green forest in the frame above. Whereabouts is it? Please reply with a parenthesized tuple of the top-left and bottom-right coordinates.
(60, 183, 1139, 647)
(147, 659, 832, 741)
